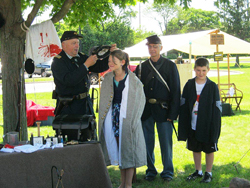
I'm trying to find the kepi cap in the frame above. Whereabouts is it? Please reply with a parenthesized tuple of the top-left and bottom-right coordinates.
(146, 35, 161, 45)
(61, 31, 83, 42)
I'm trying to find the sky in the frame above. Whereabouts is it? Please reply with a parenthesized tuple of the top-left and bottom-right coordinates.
(24, 0, 218, 34)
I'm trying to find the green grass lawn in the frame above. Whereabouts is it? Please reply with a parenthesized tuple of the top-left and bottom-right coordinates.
(0, 62, 250, 187)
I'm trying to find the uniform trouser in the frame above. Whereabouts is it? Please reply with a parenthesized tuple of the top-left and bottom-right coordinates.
(142, 115, 174, 178)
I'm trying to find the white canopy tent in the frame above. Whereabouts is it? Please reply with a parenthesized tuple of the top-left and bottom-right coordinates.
(124, 29, 250, 100)
(124, 29, 250, 58)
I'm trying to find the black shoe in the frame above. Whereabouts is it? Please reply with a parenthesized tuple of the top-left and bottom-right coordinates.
(163, 177, 172, 182)
(186, 170, 203, 181)
(144, 176, 155, 181)
(200, 172, 212, 183)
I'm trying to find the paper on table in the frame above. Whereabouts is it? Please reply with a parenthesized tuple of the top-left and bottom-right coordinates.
(14, 144, 44, 153)
(0, 148, 15, 153)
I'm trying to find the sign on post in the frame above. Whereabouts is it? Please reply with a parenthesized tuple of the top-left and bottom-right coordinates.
(210, 32, 224, 98)
(210, 34, 224, 45)
(214, 52, 224, 61)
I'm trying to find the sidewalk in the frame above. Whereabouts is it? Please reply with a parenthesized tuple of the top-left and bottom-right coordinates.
(200, 70, 243, 78)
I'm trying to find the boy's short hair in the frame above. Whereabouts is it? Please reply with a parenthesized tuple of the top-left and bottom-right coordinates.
(194, 57, 209, 68)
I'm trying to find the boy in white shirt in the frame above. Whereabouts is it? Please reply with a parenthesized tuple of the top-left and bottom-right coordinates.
(178, 57, 222, 183)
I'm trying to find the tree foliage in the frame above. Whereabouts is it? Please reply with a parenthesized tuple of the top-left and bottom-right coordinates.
(145, 2, 223, 35)
(145, 1, 178, 34)
(167, 7, 221, 34)
(54, 7, 137, 54)
(133, 28, 156, 44)
(54, 6, 155, 53)
(217, 0, 250, 42)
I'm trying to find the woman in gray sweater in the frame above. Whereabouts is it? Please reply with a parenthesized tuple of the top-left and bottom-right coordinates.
(98, 50, 146, 188)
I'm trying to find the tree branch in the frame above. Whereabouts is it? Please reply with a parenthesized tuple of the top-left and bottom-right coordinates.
(51, 0, 76, 24)
(25, 0, 44, 27)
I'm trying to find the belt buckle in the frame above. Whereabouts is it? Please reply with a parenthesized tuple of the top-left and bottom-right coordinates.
(149, 98, 157, 104)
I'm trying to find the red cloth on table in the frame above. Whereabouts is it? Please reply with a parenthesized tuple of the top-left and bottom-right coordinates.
(26, 100, 55, 127)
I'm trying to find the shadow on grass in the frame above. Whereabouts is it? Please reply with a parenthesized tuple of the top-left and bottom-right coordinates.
(217, 64, 250, 70)
(221, 108, 250, 117)
(179, 163, 249, 188)
(107, 163, 250, 188)
(233, 109, 250, 115)
(108, 166, 175, 188)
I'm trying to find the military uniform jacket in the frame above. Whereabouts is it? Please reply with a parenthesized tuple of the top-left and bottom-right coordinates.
(178, 77, 222, 143)
(51, 50, 109, 115)
(135, 56, 181, 122)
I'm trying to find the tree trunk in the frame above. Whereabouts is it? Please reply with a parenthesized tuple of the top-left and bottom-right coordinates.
(1, 0, 28, 141)
(235, 54, 240, 67)
(0, 0, 73, 141)
(2, 36, 27, 140)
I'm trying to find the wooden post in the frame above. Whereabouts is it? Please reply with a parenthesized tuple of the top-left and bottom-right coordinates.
(189, 41, 192, 64)
(209, 29, 224, 94)
(216, 39, 220, 92)
(37, 121, 41, 137)
(227, 54, 230, 84)
(227, 54, 231, 103)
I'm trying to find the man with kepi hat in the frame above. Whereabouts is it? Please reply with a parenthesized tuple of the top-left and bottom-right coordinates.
(51, 31, 117, 141)
(135, 35, 180, 182)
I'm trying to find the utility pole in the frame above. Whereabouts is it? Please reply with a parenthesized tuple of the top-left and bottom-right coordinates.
(78, 26, 83, 52)
(247, 0, 249, 18)
(139, 3, 141, 30)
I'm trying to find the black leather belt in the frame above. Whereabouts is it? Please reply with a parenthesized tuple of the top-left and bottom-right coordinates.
(74, 92, 89, 100)
(147, 98, 169, 110)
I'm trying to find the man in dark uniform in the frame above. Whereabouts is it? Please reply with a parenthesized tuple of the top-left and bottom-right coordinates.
(51, 31, 116, 140)
(135, 35, 180, 182)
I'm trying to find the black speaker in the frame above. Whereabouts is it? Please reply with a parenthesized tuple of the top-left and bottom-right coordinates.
(222, 103, 234, 116)
(52, 114, 97, 141)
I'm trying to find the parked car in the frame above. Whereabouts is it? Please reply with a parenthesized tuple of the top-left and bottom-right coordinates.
(28, 59, 52, 78)
(89, 64, 137, 85)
